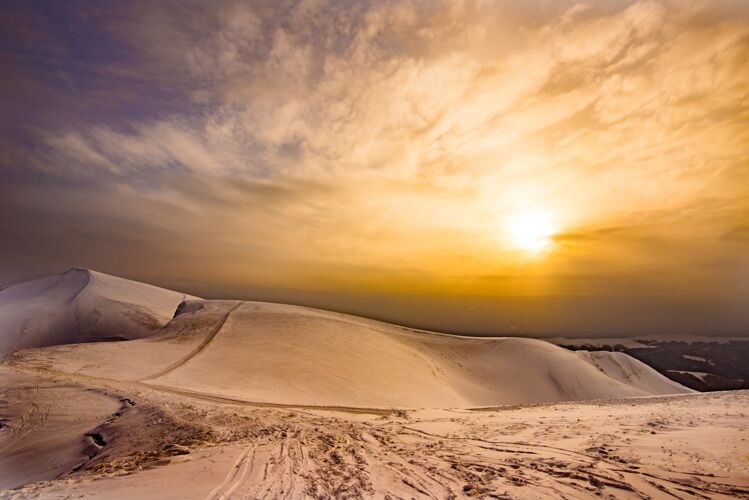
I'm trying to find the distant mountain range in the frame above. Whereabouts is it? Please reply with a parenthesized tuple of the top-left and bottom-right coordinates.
(548, 336, 749, 391)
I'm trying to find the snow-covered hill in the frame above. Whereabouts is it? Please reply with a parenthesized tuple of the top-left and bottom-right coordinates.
(10, 299, 693, 408)
(0, 269, 194, 354)
(575, 350, 689, 395)
(550, 336, 749, 391)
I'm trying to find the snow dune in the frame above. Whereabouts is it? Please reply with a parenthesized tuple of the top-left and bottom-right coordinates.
(10, 294, 694, 408)
(150, 301, 694, 407)
(575, 350, 688, 395)
(0, 269, 193, 354)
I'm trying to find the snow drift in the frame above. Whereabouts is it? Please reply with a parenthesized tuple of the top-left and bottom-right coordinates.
(575, 350, 688, 395)
(0, 269, 193, 354)
(10, 298, 694, 408)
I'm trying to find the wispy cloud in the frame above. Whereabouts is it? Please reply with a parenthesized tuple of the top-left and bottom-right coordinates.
(1, 0, 748, 335)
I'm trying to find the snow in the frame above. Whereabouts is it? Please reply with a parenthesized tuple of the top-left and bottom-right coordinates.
(683, 354, 708, 362)
(547, 334, 749, 348)
(0, 269, 195, 354)
(11, 299, 694, 408)
(546, 337, 653, 348)
(0, 270, 745, 497)
(667, 370, 712, 382)
(576, 350, 690, 395)
(2, 365, 747, 498)
(0, 367, 120, 490)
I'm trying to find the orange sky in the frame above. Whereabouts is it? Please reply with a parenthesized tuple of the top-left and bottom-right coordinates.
(1, 0, 748, 335)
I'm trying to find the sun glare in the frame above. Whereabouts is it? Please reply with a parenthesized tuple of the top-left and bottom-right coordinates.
(507, 211, 556, 253)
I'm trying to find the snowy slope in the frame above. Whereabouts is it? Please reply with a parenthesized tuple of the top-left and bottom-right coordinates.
(575, 350, 690, 395)
(547, 335, 749, 392)
(0, 269, 194, 354)
(10, 299, 693, 408)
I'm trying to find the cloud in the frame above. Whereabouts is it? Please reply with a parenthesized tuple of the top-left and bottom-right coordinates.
(2, 0, 749, 335)
(723, 224, 749, 242)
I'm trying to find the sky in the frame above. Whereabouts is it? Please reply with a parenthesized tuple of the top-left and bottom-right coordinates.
(1, 0, 748, 337)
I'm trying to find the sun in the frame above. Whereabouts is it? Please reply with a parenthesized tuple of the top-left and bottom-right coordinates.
(507, 211, 556, 253)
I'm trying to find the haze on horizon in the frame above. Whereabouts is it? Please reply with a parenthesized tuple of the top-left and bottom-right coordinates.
(1, 0, 748, 337)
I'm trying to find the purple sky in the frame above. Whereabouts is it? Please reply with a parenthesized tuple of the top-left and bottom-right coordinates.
(2, 1, 748, 337)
